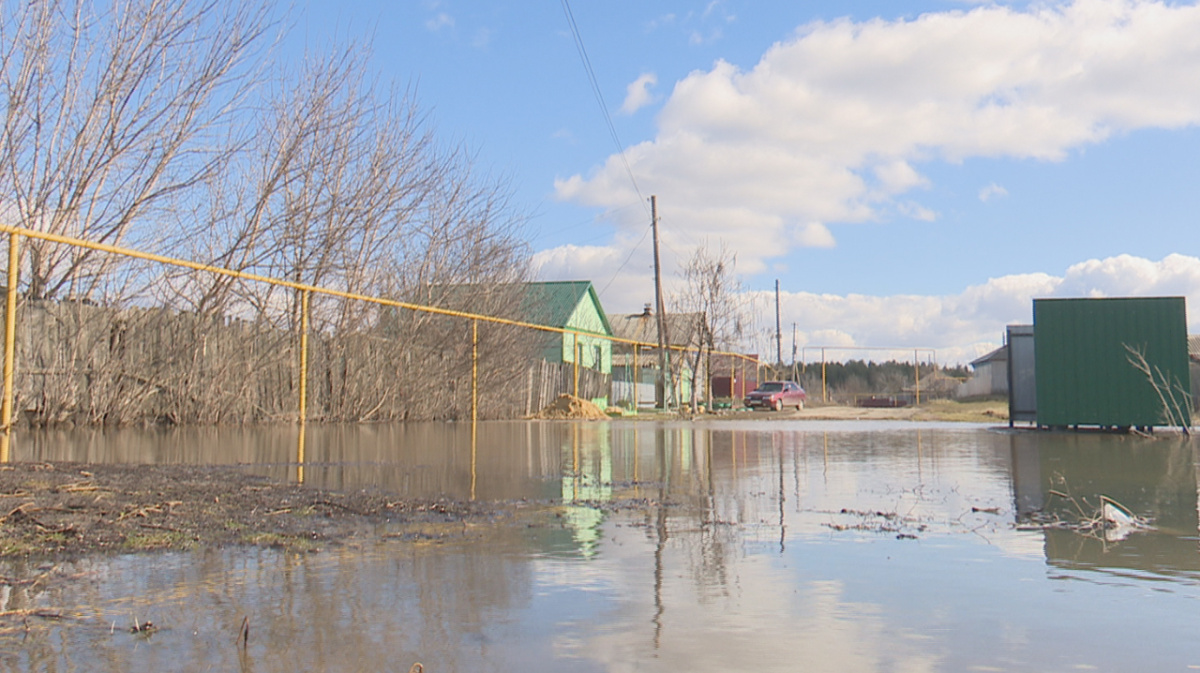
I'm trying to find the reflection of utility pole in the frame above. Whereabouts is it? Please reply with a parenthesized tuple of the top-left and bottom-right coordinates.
(652, 426, 670, 648)
(778, 434, 786, 554)
(651, 196, 675, 408)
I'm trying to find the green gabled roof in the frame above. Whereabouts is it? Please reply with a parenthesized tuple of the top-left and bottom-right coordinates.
(519, 281, 613, 336)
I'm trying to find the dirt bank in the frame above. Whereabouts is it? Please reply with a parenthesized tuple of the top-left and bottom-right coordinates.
(0, 462, 533, 557)
(531, 394, 609, 420)
(775, 399, 1008, 423)
(633, 399, 1010, 423)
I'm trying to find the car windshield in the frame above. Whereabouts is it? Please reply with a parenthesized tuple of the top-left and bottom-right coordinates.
(757, 382, 785, 392)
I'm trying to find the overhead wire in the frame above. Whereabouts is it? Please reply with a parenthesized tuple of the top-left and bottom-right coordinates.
(560, 0, 649, 216)
(560, 0, 659, 302)
(598, 223, 652, 296)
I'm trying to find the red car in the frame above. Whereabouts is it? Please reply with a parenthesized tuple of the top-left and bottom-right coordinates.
(743, 381, 806, 411)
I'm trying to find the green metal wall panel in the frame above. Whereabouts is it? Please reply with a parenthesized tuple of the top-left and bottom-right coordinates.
(1034, 297, 1191, 428)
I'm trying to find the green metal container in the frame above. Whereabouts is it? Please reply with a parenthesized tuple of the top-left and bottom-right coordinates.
(1033, 297, 1191, 429)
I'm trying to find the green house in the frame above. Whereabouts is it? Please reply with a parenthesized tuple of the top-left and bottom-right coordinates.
(519, 281, 613, 407)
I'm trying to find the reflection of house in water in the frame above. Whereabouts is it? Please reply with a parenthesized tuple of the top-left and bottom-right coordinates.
(554, 425, 705, 557)
(1009, 432, 1200, 575)
(558, 425, 612, 557)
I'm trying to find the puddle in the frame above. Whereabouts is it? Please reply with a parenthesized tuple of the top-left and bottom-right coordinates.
(4, 421, 1200, 671)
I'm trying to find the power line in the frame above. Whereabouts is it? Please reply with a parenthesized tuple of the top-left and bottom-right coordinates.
(598, 222, 653, 296)
(560, 0, 649, 217)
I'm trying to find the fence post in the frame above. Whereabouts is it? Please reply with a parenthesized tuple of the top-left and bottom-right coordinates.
(471, 319, 478, 500)
(633, 346, 639, 411)
(821, 348, 827, 404)
(472, 320, 478, 422)
(914, 348, 921, 405)
(297, 289, 310, 483)
(1, 232, 17, 462)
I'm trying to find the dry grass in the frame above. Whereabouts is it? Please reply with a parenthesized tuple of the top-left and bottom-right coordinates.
(706, 398, 1009, 423)
(911, 398, 1009, 423)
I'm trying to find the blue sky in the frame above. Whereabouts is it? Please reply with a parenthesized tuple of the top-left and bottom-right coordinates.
(293, 1, 1200, 363)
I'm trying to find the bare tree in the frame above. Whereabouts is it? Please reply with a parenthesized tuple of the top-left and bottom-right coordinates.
(674, 243, 746, 411)
(0, 0, 273, 301)
(4, 2, 540, 426)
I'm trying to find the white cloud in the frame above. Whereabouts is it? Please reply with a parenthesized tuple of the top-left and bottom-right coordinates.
(795, 222, 836, 248)
(534, 245, 1200, 364)
(425, 13, 454, 31)
(873, 160, 928, 194)
(1057, 253, 1200, 297)
(767, 254, 1200, 365)
(897, 201, 937, 222)
(557, 0, 1200, 276)
(620, 73, 658, 115)
(979, 183, 1009, 201)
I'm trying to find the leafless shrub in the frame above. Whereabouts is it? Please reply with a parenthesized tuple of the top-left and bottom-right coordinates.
(2, 2, 539, 426)
(673, 243, 746, 411)
(1124, 344, 1192, 434)
(0, 0, 272, 301)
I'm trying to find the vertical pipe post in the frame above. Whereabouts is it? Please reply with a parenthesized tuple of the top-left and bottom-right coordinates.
(730, 360, 735, 406)
(821, 348, 827, 404)
(471, 320, 478, 500)
(632, 346, 639, 411)
(914, 349, 921, 405)
(1, 232, 17, 462)
(573, 336, 580, 398)
(472, 320, 479, 423)
(297, 289, 310, 483)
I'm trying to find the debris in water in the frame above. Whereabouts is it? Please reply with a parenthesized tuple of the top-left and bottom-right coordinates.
(1023, 482, 1152, 542)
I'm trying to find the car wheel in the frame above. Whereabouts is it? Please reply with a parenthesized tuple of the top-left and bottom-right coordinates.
(772, 399, 782, 412)
(797, 400, 805, 410)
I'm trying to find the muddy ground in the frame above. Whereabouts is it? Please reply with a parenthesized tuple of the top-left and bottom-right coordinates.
(0, 402, 1007, 558)
(0, 462, 551, 557)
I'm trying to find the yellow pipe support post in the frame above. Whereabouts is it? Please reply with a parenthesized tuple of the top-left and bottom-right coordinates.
(632, 347, 639, 411)
(821, 348, 828, 404)
(0, 232, 17, 462)
(573, 337, 580, 398)
(471, 320, 478, 500)
(297, 290, 310, 484)
(914, 349, 921, 405)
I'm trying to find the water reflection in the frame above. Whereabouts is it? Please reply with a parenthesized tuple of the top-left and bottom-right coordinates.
(6, 422, 1200, 671)
(1010, 431, 1200, 579)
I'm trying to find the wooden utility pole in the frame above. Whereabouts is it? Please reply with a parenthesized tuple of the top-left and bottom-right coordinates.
(791, 322, 797, 365)
(651, 196, 674, 408)
(775, 279, 783, 366)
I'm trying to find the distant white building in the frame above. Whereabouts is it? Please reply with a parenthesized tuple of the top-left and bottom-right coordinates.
(957, 346, 1008, 399)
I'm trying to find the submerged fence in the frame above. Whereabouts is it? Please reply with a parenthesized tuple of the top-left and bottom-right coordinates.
(0, 225, 759, 452)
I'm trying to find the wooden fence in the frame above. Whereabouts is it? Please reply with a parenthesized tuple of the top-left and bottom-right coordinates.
(9, 300, 609, 426)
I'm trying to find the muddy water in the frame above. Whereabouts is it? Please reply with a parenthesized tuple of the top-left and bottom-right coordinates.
(5, 420, 1200, 672)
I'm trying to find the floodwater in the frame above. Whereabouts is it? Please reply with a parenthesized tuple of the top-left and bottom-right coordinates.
(5, 420, 1200, 672)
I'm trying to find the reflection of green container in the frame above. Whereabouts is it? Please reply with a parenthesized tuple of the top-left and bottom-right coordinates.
(1034, 297, 1191, 429)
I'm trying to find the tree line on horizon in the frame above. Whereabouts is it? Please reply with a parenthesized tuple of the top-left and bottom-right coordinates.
(792, 360, 971, 401)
